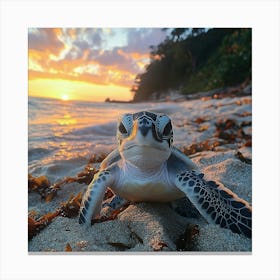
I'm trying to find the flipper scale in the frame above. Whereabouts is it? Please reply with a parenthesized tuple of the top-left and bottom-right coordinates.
(175, 170, 252, 238)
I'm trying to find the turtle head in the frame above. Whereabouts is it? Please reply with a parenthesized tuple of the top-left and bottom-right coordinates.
(117, 111, 173, 169)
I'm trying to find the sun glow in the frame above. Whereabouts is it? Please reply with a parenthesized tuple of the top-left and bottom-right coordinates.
(61, 94, 69, 101)
(29, 79, 133, 102)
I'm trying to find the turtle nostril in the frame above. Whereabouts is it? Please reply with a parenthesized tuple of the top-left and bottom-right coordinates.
(139, 126, 150, 136)
(142, 119, 148, 125)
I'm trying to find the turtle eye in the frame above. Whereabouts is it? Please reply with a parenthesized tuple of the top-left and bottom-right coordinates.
(118, 122, 127, 134)
(162, 121, 172, 136)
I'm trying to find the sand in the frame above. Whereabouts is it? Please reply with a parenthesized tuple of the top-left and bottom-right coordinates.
(28, 94, 252, 253)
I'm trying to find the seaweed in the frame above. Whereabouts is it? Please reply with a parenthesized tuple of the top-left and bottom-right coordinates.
(28, 210, 60, 240)
(215, 119, 251, 143)
(64, 243, 73, 252)
(54, 165, 97, 187)
(197, 125, 209, 132)
(152, 241, 169, 251)
(28, 175, 59, 202)
(60, 192, 82, 218)
(183, 139, 223, 156)
(28, 163, 97, 203)
(103, 188, 114, 200)
(176, 224, 199, 251)
(108, 242, 131, 251)
(28, 192, 83, 240)
(88, 153, 107, 164)
(194, 117, 207, 124)
(235, 151, 252, 165)
(92, 204, 130, 224)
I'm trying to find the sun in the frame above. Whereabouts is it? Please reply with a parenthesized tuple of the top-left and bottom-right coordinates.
(61, 94, 69, 101)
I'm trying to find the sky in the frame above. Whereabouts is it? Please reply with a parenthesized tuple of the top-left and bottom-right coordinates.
(28, 28, 167, 102)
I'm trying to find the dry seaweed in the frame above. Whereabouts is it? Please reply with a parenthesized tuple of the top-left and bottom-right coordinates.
(128, 225, 144, 244)
(197, 125, 209, 132)
(182, 139, 223, 156)
(76, 240, 88, 251)
(236, 111, 252, 117)
(240, 120, 252, 127)
(75, 166, 96, 185)
(92, 204, 130, 224)
(215, 119, 250, 143)
(176, 224, 199, 251)
(28, 174, 60, 202)
(60, 192, 82, 218)
(235, 151, 252, 165)
(152, 241, 169, 251)
(194, 117, 207, 124)
(64, 243, 73, 252)
(88, 153, 107, 164)
(104, 188, 114, 200)
(55, 165, 97, 187)
(244, 140, 252, 147)
(28, 192, 83, 240)
(28, 162, 97, 203)
(108, 242, 131, 251)
(28, 210, 60, 240)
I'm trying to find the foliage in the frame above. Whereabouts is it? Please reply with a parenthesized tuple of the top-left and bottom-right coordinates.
(132, 28, 251, 101)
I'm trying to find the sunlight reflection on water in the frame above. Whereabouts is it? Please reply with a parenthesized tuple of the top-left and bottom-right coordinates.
(28, 96, 181, 181)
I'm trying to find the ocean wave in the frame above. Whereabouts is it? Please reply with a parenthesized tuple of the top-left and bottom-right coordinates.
(28, 147, 53, 161)
(66, 122, 117, 137)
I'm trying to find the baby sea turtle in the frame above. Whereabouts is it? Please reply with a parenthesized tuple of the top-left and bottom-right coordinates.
(79, 111, 252, 238)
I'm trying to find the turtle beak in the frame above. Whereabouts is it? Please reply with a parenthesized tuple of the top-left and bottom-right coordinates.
(138, 116, 152, 137)
(139, 125, 150, 136)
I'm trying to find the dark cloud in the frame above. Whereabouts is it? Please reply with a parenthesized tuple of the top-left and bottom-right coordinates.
(63, 29, 104, 61)
(94, 48, 124, 65)
(93, 48, 139, 73)
(89, 32, 102, 47)
(29, 28, 167, 88)
(28, 28, 64, 55)
(123, 28, 166, 54)
(63, 48, 83, 60)
(72, 29, 103, 50)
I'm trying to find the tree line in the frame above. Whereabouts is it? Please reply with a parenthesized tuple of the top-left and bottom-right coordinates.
(131, 28, 251, 102)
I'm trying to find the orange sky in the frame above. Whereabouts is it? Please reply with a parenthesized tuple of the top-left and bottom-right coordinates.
(28, 28, 166, 102)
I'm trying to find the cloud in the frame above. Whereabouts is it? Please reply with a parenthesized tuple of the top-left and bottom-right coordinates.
(93, 48, 139, 73)
(28, 28, 65, 55)
(28, 28, 167, 89)
(124, 28, 166, 54)
(72, 28, 103, 51)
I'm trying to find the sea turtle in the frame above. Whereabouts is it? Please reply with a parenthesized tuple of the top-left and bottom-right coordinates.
(79, 111, 252, 238)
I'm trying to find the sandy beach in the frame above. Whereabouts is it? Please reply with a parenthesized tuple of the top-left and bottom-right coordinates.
(28, 94, 252, 252)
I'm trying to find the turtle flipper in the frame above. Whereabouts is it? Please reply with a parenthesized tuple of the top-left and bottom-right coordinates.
(174, 170, 252, 238)
(79, 170, 113, 226)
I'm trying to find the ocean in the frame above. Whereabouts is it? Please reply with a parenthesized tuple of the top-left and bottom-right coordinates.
(28, 96, 184, 182)
(28, 95, 252, 183)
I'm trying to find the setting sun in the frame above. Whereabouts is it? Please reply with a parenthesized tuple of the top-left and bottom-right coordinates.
(61, 94, 69, 101)
(28, 28, 166, 102)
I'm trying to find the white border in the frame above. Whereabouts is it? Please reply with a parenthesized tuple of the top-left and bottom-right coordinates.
(1, 0, 280, 279)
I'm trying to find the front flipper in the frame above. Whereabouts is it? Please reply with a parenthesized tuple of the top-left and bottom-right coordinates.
(175, 170, 252, 238)
(79, 170, 113, 226)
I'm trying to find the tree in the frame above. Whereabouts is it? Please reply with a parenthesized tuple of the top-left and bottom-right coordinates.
(132, 28, 251, 101)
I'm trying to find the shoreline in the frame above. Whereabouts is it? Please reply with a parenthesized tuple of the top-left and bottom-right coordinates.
(105, 82, 252, 104)
(28, 94, 252, 252)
